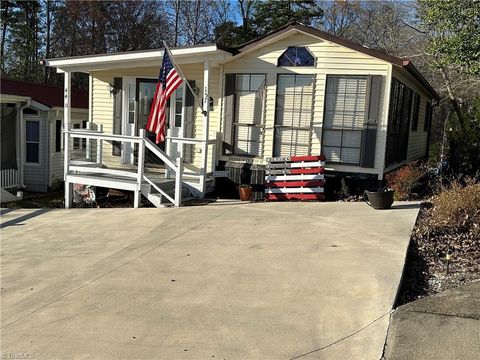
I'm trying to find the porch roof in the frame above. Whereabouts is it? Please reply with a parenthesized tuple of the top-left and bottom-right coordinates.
(42, 43, 233, 73)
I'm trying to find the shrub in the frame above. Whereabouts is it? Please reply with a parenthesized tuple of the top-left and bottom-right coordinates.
(409, 179, 480, 295)
(430, 179, 480, 235)
(386, 161, 426, 200)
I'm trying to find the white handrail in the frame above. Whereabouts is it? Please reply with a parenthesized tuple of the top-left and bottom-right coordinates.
(65, 128, 185, 207)
(167, 136, 216, 145)
(66, 130, 143, 143)
(143, 175, 176, 205)
(143, 135, 183, 207)
(144, 136, 178, 171)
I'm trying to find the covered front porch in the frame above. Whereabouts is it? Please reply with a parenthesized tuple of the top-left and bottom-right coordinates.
(45, 45, 231, 207)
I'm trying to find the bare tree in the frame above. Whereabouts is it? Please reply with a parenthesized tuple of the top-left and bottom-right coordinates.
(179, 0, 211, 45)
(320, 0, 361, 38)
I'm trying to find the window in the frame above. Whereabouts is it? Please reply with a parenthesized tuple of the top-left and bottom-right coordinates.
(128, 84, 135, 124)
(72, 122, 87, 150)
(233, 74, 266, 157)
(278, 47, 315, 67)
(424, 101, 432, 132)
(26, 120, 40, 163)
(411, 93, 420, 131)
(55, 120, 62, 152)
(172, 84, 184, 128)
(322, 75, 367, 165)
(274, 74, 314, 157)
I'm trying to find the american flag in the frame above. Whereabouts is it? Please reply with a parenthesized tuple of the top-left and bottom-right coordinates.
(146, 50, 183, 143)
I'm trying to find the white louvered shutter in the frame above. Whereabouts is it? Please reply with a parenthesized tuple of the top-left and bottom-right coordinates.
(323, 75, 367, 164)
(274, 75, 314, 157)
(233, 74, 266, 157)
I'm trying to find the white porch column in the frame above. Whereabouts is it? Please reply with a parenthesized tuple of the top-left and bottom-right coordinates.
(64, 71, 72, 208)
(200, 61, 210, 197)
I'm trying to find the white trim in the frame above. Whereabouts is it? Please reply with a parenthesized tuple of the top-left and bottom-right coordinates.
(268, 161, 325, 168)
(24, 117, 41, 165)
(29, 100, 51, 111)
(88, 73, 93, 123)
(69, 165, 138, 179)
(266, 174, 324, 181)
(45, 46, 231, 72)
(66, 173, 138, 192)
(0, 94, 31, 103)
(266, 187, 324, 194)
(378, 64, 393, 180)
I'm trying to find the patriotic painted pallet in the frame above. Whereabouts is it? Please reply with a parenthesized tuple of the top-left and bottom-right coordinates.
(265, 155, 325, 201)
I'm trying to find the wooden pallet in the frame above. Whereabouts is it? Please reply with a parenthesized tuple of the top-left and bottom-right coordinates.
(265, 155, 325, 201)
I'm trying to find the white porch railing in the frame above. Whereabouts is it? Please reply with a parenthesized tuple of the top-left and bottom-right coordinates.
(166, 134, 217, 193)
(63, 125, 214, 208)
(1, 169, 19, 189)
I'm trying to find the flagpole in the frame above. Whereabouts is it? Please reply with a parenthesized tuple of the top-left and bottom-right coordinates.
(162, 41, 207, 116)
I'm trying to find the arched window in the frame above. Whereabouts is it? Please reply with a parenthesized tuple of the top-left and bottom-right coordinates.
(278, 47, 315, 67)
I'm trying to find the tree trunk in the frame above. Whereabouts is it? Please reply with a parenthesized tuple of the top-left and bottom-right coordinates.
(1, 1, 10, 72)
(439, 67, 464, 129)
(44, 0, 51, 83)
(174, 0, 180, 46)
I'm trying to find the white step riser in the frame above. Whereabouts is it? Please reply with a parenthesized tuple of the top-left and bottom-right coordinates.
(141, 182, 192, 208)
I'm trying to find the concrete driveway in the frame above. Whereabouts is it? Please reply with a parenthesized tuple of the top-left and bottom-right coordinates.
(1, 202, 419, 360)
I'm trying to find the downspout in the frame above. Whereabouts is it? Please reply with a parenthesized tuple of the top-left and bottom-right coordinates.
(46, 112, 52, 188)
(425, 98, 440, 160)
(17, 98, 31, 188)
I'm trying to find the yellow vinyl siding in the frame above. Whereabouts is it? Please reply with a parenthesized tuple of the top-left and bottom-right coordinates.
(223, 32, 390, 176)
(90, 64, 220, 172)
(392, 67, 431, 161)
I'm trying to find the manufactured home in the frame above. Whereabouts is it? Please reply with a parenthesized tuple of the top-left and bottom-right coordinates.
(44, 22, 438, 208)
(0, 78, 88, 194)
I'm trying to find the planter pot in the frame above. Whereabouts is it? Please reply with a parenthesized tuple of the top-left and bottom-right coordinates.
(238, 187, 252, 201)
(364, 190, 394, 210)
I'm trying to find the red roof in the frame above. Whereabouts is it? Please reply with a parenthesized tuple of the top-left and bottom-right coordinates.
(0, 78, 88, 109)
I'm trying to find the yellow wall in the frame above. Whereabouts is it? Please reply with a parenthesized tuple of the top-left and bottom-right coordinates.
(89, 30, 434, 180)
(222, 31, 391, 176)
(90, 64, 220, 171)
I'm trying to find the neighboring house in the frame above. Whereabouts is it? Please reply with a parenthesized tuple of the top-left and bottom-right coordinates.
(44, 22, 438, 208)
(0, 78, 88, 193)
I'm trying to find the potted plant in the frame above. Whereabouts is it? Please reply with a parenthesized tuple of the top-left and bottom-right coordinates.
(364, 187, 394, 210)
(238, 184, 253, 201)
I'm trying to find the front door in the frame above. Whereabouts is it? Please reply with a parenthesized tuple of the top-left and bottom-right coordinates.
(121, 78, 188, 165)
(122, 77, 159, 165)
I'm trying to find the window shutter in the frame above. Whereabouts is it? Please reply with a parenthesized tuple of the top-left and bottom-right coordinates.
(274, 74, 314, 157)
(223, 74, 236, 154)
(112, 77, 122, 156)
(323, 76, 367, 165)
(360, 75, 382, 168)
(183, 80, 195, 163)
